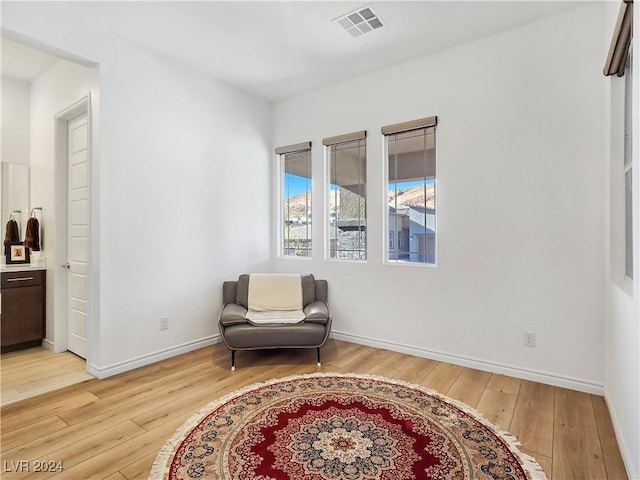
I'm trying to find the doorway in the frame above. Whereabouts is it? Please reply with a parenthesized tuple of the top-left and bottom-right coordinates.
(53, 96, 92, 365)
(0, 38, 98, 403)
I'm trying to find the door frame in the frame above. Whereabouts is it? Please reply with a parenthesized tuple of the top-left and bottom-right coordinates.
(53, 94, 93, 368)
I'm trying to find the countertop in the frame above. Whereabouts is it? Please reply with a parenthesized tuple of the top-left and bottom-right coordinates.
(1, 261, 47, 273)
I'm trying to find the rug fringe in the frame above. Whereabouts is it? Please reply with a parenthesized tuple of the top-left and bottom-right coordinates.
(332, 372, 549, 480)
(148, 371, 548, 480)
(149, 376, 307, 479)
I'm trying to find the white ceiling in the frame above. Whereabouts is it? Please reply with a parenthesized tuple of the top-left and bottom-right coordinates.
(2, 1, 584, 101)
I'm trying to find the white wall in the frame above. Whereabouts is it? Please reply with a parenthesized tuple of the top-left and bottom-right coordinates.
(273, 4, 608, 393)
(30, 59, 96, 346)
(94, 39, 272, 373)
(4, 1, 637, 474)
(3, 3, 272, 376)
(604, 2, 640, 478)
(1, 76, 30, 165)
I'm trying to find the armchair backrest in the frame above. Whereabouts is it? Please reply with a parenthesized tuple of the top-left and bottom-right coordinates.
(222, 274, 327, 306)
(314, 279, 328, 303)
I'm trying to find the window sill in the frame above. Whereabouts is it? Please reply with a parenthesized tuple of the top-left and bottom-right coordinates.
(325, 258, 367, 264)
(383, 260, 438, 268)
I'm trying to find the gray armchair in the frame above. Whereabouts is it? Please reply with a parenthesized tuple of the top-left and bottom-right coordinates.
(218, 274, 332, 370)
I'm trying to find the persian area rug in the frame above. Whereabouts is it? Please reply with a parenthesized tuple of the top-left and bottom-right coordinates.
(150, 373, 547, 480)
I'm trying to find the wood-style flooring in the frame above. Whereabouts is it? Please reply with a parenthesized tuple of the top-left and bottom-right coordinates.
(1, 348, 94, 406)
(0, 340, 629, 479)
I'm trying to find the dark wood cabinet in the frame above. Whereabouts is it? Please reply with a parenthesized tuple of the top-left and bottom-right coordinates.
(1, 270, 46, 352)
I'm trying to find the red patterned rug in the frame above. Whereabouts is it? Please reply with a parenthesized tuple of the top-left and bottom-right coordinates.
(150, 373, 546, 480)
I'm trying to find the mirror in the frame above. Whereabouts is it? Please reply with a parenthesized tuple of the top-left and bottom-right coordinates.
(1, 162, 30, 256)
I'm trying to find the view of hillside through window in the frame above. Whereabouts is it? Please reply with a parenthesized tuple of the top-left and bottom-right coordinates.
(281, 150, 311, 257)
(386, 127, 436, 264)
(280, 128, 435, 264)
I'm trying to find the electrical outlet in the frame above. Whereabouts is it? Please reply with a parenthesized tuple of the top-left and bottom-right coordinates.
(160, 316, 169, 330)
(524, 331, 535, 347)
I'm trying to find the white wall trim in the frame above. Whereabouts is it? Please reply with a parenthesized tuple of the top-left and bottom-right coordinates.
(87, 334, 221, 379)
(331, 330, 604, 395)
(604, 387, 637, 480)
(42, 338, 54, 351)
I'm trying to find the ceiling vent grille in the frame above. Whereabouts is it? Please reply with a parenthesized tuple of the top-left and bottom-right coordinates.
(333, 5, 384, 38)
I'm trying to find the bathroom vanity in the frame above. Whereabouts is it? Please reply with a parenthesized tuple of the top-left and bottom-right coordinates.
(1, 265, 46, 353)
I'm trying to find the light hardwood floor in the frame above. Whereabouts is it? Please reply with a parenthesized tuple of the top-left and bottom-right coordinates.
(1, 348, 94, 406)
(0, 340, 628, 479)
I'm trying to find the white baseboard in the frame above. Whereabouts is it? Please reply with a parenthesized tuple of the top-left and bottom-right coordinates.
(42, 338, 54, 351)
(330, 330, 604, 395)
(88, 335, 222, 379)
(604, 388, 638, 480)
(84, 329, 604, 394)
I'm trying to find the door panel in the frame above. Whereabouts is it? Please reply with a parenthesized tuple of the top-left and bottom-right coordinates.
(67, 114, 88, 359)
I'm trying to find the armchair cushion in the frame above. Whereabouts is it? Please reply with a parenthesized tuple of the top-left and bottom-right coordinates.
(222, 322, 328, 349)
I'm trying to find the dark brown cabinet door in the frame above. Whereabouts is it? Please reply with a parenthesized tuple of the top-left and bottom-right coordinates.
(1, 270, 46, 350)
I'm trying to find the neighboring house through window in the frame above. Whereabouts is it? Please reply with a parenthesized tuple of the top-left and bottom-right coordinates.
(277, 141, 312, 257)
(383, 116, 437, 264)
(324, 131, 367, 260)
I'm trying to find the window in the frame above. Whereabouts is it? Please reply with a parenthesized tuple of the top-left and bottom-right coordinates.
(389, 231, 394, 250)
(624, 49, 633, 278)
(277, 141, 312, 257)
(324, 131, 367, 260)
(383, 117, 437, 264)
(604, 0, 633, 280)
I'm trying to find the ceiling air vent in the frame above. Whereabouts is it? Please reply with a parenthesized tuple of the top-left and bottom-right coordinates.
(333, 5, 384, 38)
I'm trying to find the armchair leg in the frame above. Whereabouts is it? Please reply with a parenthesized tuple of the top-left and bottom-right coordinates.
(231, 350, 236, 371)
(317, 347, 321, 367)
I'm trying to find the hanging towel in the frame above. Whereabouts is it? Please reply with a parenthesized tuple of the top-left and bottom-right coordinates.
(24, 217, 41, 251)
(4, 219, 20, 256)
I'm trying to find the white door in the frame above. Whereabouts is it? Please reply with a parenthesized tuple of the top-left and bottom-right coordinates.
(67, 114, 88, 358)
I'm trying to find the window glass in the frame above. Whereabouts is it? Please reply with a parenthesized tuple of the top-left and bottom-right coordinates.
(328, 139, 367, 260)
(625, 168, 633, 278)
(281, 149, 311, 257)
(624, 51, 633, 279)
(386, 127, 436, 264)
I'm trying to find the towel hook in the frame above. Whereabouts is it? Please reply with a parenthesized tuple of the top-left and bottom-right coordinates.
(30, 207, 42, 218)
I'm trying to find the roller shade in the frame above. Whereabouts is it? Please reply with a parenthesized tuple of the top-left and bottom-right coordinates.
(322, 130, 366, 146)
(381, 116, 437, 135)
(604, 1, 633, 77)
(275, 141, 311, 155)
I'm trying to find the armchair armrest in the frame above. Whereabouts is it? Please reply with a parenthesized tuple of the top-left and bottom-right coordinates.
(223, 281, 238, 305)
(219, 303, 249, 327)
(304, 301, 330, 324)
